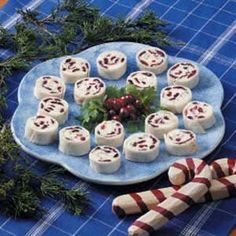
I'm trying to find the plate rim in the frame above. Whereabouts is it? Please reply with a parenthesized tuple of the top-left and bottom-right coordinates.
(11, 41, 225, 185)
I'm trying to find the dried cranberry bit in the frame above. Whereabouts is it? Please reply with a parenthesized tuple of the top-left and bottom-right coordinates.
(99, 60, 108, 69)
(140, 59, 149, 66)
(169, 92, 180, 101)
(104, 57, 109, 64)
(114, 153, 119, 158)
(137, 140, 146, 144)
(65, 58, 71, 63)
(138, 51, 146, 57)
(198, 107, 203, 112)
(42, 124, 48, 129)
(36, 115, 45, 119)
(72, 68, 80, 72)
(134, 77, 140, 84)
(100, 159, 111, 162)
(142, 72, 152, 77)
(151, 136, 157, 144)
(139, 144, 148, 148)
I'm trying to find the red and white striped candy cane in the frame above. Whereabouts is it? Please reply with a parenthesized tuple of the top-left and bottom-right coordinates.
(211, 158, 236, 178)
(112, 174, 236, 217)
(128, 158, 212, 236)
(112, 186, 179, 217)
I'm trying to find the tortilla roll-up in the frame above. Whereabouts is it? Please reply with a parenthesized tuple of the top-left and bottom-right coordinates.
(34, 75, 65, 100)
(37, 97, 69, 125)
(60, 57, 90, 84)
(167, 61, 199, 89)
(183, 101, 216, 133)
(59, 126, 90, 156)
(25, 115, 58, 145)
(145, 110, 179, 139)
(136, 47, 168, 75)
(97, 50, 127, 80)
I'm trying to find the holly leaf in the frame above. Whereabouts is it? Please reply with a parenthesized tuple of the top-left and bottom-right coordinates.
(79, 98, 107, 131)
(126, 84, 157, 106)
(106, 86, 125, 98)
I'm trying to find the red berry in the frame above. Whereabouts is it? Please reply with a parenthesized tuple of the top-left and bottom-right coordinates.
(112, 99, 123, 111)
(126, 104, 136, 113)
(108, 109, 116, 117)
(119, 107, 129, 119)
(116, 98, 126, 108)
(120, 96, 128, 106)
(124, 94, 135, 104)
(111, 115, 121, 121)
(104, 98, 115, 109)
(134, 99, 142, 109)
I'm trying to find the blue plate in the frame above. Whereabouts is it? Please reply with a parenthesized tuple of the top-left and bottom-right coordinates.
(11, 42, 225, 185)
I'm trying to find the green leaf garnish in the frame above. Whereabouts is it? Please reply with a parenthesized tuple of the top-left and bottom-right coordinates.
(79, 98, 107, 131)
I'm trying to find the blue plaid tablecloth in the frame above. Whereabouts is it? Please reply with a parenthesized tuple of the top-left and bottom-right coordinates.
(1, 0, 236, 235)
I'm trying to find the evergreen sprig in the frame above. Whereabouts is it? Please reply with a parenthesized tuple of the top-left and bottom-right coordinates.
(0, 127, 88, 218)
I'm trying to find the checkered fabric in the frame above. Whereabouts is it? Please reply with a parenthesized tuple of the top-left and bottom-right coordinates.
(1, 0, 236, 235)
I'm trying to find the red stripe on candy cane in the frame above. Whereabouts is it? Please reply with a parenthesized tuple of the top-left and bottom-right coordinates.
(228, 159, 236, 175)
(130, 193, 149, 213)
(211, 161, 226, 178)
(186, 158, 195, 180)
(196, 161, 206, 174)
(192, 177, 211, 188)
(172, 162, 190, 182)
(151, 189, 167, 202)
(112, 205, 126, 218)
(132, 221, 155, 234)
(217, 178, 236, 196)
(172, 192, 195, 206)
(151, 205, 175, 220)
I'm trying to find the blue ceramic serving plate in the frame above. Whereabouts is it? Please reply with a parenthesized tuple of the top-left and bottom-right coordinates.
(11, 42, 225, 185)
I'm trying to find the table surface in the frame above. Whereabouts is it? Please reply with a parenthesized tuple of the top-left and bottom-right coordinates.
(1, 0, 236, 236)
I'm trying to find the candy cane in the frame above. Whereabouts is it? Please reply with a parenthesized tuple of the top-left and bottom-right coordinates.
(128, 158, 212, 236)
(112, 175, 236, 217)
(211, 158, 236, 179)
